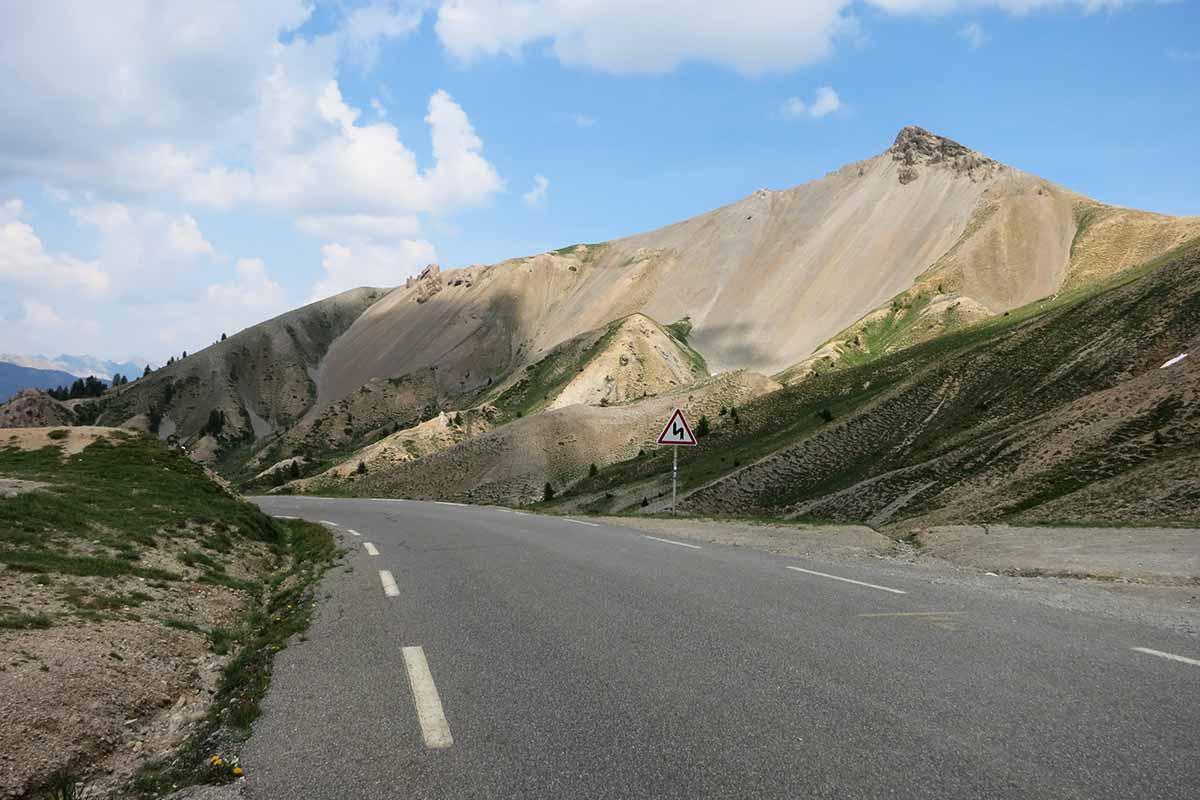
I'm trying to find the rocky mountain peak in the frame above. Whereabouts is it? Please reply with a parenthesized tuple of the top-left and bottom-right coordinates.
(888, 125, 998, 185)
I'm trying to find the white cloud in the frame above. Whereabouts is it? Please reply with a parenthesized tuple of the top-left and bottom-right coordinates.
(296, 213, 422, 240)
(809, 87, 842, 117)
(70, 203, 220, 295)
(958, 22, 986, 47)
(340, 1, 425, 71)
(0, 207, 111, 297)
(206, 258, 286, 312)
(1167, 49, 1199, 62)
(0, 5, 502, 221)
(777, 87, 842, 120)
(570, 113, 596, 127)
(310, 239, 438, 301)
(371, 97, 388, 117)
(155, 257, 290, 348)
(22, 300, 63, 328)
(436, 0, 1140, 75)
(522, 174, 550, 207)
(436, 0, 856, 76)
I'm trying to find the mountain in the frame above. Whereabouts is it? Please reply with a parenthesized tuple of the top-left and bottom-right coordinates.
(93, 288, 387, 453)
(0, 362, 87, 402)
(280, 313, 718, 495)
(0, 353, 151, 381)
(553, 239, 1200, 527)
(45, 126, 1198, 525)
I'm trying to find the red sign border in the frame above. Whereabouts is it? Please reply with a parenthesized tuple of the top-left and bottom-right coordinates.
(656, 408, 697, 446)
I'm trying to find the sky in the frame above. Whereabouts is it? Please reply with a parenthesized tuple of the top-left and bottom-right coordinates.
(1, 0, 1197, 363)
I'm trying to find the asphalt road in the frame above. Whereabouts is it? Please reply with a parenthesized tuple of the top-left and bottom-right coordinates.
(242, 496, 1200, 799)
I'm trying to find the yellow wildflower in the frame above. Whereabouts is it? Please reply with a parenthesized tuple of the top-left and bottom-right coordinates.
(232, 767, 245, 777)
(209, 755, 223, 766)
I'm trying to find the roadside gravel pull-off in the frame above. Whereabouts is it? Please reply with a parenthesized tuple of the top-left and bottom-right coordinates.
(596, 517, 895, 560)
(915, 525, 1200, 585)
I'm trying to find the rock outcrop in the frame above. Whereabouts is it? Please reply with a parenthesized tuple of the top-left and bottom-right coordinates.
(890, 125, 999, 184)
(0, 389, 75, 428)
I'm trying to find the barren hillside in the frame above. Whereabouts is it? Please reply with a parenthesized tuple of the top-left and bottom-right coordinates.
(560, 239, 1199, 527)
(92, 288, 385, 448)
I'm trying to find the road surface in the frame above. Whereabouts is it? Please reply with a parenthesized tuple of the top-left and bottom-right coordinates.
(242, 496, 1199, 799)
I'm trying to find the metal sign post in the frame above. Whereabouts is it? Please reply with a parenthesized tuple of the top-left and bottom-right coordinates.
(656, 409, 697, 515)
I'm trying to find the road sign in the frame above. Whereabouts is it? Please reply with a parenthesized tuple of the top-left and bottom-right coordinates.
(656, 409, 697, 447)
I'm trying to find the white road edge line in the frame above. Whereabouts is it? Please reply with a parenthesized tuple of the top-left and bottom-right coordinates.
(786, 566, 907, 595)
(1132, 647, 1200, 667)
(379, 570, 399, 597)
(403, 646, 454, 749)
(434, 501, 467, 507)
(564, 518, 600, 527)
(347, 529, 361, 537)
(363, 542, 379, 556)
(642, 535, 702, 550)
(319, 520, 339, 526)
(272, 515, 298, 520)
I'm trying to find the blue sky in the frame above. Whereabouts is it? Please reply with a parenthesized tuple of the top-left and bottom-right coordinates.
(1, 1, 1197, 362)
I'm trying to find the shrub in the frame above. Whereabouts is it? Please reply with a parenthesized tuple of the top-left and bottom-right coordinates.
(356, 461, 368, 475)
(640, 497, 649, 507)
(819, 408, 834, 423)
(589, 463, 598, 477)
(696, 415, 710, 437)
(543, 482, 555, 502)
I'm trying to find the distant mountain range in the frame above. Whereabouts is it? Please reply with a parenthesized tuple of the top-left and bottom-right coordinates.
(0, 363, 93, 403)
(0, 354, 152, 381)
(0, 354, 155, 403)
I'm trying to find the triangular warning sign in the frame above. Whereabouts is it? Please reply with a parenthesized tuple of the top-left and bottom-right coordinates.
(657, 408, 697, 446)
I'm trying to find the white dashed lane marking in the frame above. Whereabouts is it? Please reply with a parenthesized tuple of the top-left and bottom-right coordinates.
(563, 518, 600, 527)
(364, 542, 379, 556)
(379, 570, 400, 597)
(320, 520, 339, 526)
(403, 646, 454, 749)
(642, 535, 702, 550)
(787, 566, 907, 595)
(1132, 647, 1200, 667)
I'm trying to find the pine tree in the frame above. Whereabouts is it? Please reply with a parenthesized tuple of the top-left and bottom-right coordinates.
(696, 415, 710, 437)
(543, 482, 555, 502)
(143, 364, 152, 377)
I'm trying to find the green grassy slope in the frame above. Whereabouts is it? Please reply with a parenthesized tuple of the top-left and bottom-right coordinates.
(0, 430, 338, 796)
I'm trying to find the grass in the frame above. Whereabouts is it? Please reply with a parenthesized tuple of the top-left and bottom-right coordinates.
(835, 292, 933, 368)
(0, 612, 52, 630)
(490, 320, 624, 417)
(0, 434, 282, 580)
(131, 518, 339, 797)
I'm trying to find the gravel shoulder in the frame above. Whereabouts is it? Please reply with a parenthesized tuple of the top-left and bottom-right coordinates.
(591, 515, 895, 559)
(592, 515, 1200, 635)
